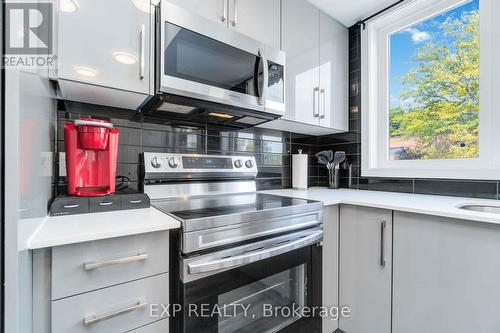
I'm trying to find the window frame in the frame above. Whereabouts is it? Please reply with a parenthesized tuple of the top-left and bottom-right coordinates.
(361, 0, 500, 179)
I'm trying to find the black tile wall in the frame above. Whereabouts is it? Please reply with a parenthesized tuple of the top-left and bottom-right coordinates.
(55, 102, 324, 195)
(317, 24, 500, 200)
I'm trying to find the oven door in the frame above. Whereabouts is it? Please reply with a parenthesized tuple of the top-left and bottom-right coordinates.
(176, 228, 322, 333)
(159, 1, 285, 116)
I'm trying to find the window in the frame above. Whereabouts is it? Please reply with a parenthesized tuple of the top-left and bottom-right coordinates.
(361, 0, 500, 179)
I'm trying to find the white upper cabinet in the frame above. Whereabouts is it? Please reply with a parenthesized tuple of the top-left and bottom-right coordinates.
(259, 0, 348, 135)
(167, 0, 281, 50)
(56, 0, 153, 109)
(166, 0, 227, 26)
(319, 11, 348, 130)
(227, 0, 281, 50)
(282, 0, 320, 126)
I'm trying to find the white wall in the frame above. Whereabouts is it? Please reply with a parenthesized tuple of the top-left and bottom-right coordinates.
(4, 68, 56, 333)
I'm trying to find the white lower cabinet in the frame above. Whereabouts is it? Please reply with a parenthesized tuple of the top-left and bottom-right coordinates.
(338, 205, 392, 333)
(392, 212, 500, 333)
(52, 274, 169, 333)
(33, 231, 171, 333)
(323, 205, 500, 333)
(322, 206, 339, 333)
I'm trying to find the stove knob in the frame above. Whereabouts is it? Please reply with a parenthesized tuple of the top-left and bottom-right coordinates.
(245, 160, 254, 168)
(168, 158, 179, 168)
(234, 159, 243, 168)
(151, 156, 163, 168)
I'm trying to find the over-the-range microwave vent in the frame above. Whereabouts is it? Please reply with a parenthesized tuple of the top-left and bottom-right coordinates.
(134, 94, 278, 129)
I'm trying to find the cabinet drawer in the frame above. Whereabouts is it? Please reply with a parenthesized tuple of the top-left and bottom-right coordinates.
(52, 231, 169, 300)
(121, 193, 150, 210)
(52, 274, 169, 333)
(89, 196, 122, 212)
(50, 197, 89, 216)
(128, 319, 169, 333)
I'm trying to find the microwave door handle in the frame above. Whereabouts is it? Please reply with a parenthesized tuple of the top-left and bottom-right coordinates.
(258, 48, 268, 106)
(187, 230, 323, 275)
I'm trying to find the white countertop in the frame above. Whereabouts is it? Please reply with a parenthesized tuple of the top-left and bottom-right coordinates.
(260, 188, 500, 225)
(27, 188, 500, 249)
(27, 207, 180, 250)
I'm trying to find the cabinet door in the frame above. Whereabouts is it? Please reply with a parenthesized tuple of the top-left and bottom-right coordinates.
(393, 212, 500, 333)
(227, 0, 281, 50)
(323, 206, 339, 333)
(282, 0, 320, 126)
(58, 0, 151, 94)
(339, 205, 392, 333)
(166, 0, 227, 26)
(319, 12, 348, 131)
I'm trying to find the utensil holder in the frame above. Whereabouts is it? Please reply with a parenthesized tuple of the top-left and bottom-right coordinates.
(328, 169, 340, 189)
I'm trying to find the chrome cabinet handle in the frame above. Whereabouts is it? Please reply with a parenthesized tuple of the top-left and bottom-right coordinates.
(313, 87, 320, 117)
(188, 230, 323, 274)
(84, 301, 147, 327)
(231, 0, 237, 26)
(380, 221, 387, 267)
(319, 88, 326, 119)
(99, 202, 113, 206)
(84, 253, 148, 271)
(139, 24, 145, 80)
(258, 48, 268, 106)
(222, 0, 228, 22)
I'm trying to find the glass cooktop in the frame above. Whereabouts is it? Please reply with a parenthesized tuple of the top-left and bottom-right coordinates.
(152, 193, 319, 221)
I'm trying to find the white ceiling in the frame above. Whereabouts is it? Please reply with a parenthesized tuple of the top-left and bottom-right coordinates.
(308, 0, 401, 27)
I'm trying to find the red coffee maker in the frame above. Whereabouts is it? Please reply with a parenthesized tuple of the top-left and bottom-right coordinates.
(64, 118, 119, 196)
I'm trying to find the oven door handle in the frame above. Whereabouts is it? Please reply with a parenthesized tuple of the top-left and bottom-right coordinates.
(187, 230, 323, 275)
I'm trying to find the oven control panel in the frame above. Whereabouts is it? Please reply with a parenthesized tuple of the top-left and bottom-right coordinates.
(143, 152, 258, 179)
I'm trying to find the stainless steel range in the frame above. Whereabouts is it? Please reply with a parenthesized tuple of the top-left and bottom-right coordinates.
(143, 152, 323, 333)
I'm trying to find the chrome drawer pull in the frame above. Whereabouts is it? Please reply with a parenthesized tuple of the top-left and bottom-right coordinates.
(98, 202, 113, 206)
(84, 253, 148, 271)
(129, 200, 142, 204)
(84, 301, 147, 327)
(63, 204, 79, 209)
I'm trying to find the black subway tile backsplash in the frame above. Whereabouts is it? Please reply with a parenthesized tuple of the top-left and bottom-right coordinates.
(56, 103, 309, 194)
(358, 178, 414, 194)
(414, 180, 498, 200)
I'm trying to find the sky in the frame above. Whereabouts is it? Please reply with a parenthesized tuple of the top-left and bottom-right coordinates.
(389, 0, 479, 109)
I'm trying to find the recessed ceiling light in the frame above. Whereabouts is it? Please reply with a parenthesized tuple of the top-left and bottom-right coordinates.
(113, 51, 138, 65)
(74, 66, 98, 77)
(131, 0, 150, 13)
(60, 0, 78, 13)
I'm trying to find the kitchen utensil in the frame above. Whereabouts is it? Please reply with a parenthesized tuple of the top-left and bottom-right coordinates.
(325, 150, 334, 164)
(333, 151, 346, 169)
(315, 152, 328, 166)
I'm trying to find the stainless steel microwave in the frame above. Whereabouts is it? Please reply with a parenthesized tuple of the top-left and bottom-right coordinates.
(140, 1, 286, 127)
